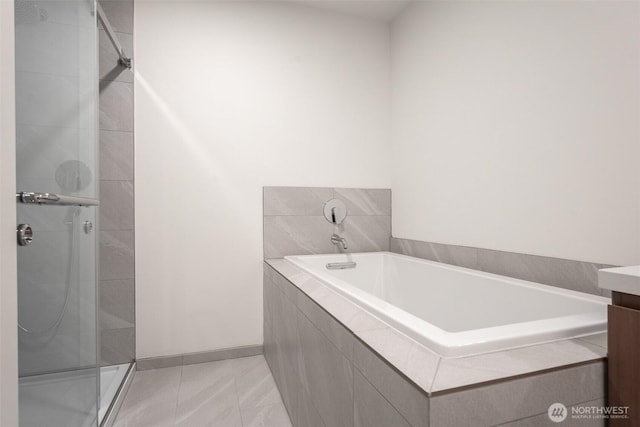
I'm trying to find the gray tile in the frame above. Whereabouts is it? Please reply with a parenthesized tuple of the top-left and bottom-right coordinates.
(577, 333, 607, 350)
(114, 366, 181, 427)
(390, 237, 478, 270)
(297, 291, 354, 359)
(100, 180, 134, 230)
(241, 403, 292, 427)
(265, 262, 298, 304)
(270, 280, 299, 420)
(264, 267, 277, 334)
(334, 188, 391, 216)
(297, 311, 353, 427)
(263, 268, 278, 380)
(181, 359, 233, 383)
(263, 216, 334, 258)
(176, 361, 242, 427)
(429, 362, 605, 426)
(354, 370, 412, 427)
(431, 339, 606, 392)
(101, 327, 134, 365)
(16, 72, 79, 128)
(337, 215, 390, 252)
(99, 29, 133, 82)
(99, 0, 134, 34)
(182, 345, 263, 366)
(390, 238, 617, 295)
(354, 328, 439, 394)
(267, 260, 386, 333)
(295, 382, 326, 427)
(232, 356, 282, 411)
(264, 187, 333, 216)
(100, 279, 134, 330)
(499, 398, 606, 427)
(15, 17, 83, 76)
(99, 130, 134, 181)
(136, 355, 183, 371)
(264, 259, 305, 281)
(352, 339, 428, 427)
(302, 282, 387, 334)
(476, 248, 612, 296)
(99, 81, 133, 131)
(99, 230, 134, 280)
(263, 316, 274, 379)
(272, 265, 326, 298)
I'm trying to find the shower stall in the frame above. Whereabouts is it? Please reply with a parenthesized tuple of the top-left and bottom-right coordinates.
(15, 0, 133, 425)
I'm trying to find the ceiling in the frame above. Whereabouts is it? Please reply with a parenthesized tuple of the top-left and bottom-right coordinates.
(291, 0, 411, 22)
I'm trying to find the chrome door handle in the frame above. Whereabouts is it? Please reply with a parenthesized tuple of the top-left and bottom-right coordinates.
(16, 192, 99, 207)
(17, 224, 33, 246)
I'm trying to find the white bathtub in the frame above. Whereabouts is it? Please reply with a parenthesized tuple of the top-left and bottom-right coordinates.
(284, 252, 608, 357)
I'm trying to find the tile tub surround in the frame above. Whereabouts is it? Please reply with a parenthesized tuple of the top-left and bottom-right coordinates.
(263, 187, 391, 259)
(98, 0, 135, 366)
(264, 259, 607, 426)
(391, 237, 616, 297)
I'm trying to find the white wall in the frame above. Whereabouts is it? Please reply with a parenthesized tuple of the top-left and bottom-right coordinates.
(391, 1, 640, 266)
(135, 1, 390, 358)
(0, 0, 19, 424)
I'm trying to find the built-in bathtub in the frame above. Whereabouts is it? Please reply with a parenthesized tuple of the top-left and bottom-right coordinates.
(284, 252, 608, 357)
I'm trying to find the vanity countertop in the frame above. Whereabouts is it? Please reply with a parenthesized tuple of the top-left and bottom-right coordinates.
(598, 265, 640, 296)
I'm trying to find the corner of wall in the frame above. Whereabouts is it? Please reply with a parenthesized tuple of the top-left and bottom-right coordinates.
(0, 0, 19, 424)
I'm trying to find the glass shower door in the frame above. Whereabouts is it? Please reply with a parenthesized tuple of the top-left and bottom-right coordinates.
(15, 0, 99, 426)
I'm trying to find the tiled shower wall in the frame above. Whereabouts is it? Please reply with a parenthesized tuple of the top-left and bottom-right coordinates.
(98, 0, 135, 365)
(263, 187, 391, 259)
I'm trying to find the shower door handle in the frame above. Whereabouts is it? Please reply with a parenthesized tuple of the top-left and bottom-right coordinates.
(16, 192, 99, 207)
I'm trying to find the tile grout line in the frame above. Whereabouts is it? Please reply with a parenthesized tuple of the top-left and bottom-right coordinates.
(429, 356, 442, 395)
(353, 363, 418, 427)
(491, 396, 606, 426)
(352, 353, 355, 426)
(575, 336, 607, 350)
(232, 372, 246, 427)
(171, 364, 184, 426)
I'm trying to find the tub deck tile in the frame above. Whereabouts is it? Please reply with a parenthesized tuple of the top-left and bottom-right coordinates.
(355, 327, 440, 394)
(265, 258, 607, 398)
(297, 291, 356, 359)
(430, 339, 607, 393)
(266, 259, 388, 333)
(353, 370, 413, 427)
(353, 338, 429, 427)
(297, 311, 354, 427)
(576, 332, 607, 350)
(429, 362, 605, 426)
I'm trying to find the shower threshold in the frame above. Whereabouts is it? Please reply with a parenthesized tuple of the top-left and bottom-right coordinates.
(99, 363, 130, 424)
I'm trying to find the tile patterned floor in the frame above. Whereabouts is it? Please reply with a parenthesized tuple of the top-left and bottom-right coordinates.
(114, 355, 292, 427)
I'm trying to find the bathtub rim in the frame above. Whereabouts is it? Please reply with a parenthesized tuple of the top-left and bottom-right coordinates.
(265, 257, 607, 395)
(283, 251, 608, 358)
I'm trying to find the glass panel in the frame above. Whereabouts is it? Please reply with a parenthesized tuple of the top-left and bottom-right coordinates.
(15, 0, 99, 426)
